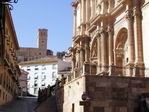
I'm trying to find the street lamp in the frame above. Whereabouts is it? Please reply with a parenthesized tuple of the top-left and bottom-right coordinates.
(1, 0, 18, 10)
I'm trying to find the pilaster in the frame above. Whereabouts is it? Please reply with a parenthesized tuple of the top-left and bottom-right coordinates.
(100, 26, 108, 74)
(72, 2, 77, 36)
(125, 9, 135, 76)
(134, 0, 145, 77)
(84, 36, 90, 63)
(107, 25, 114, 75)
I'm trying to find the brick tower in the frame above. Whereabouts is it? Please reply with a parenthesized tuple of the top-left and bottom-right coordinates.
(37, 29, 48, 49)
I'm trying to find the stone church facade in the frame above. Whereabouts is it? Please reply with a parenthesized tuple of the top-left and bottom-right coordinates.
(71, 0, 148, 77)
(55, 0, 149, 112)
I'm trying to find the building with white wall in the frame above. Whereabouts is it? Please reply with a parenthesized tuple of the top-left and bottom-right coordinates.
(19, 56, 71, 96)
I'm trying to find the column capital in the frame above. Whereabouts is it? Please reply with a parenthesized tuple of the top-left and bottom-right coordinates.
(107, 26, 114, 34)
(99, 27, 106, 34)
(125, 10, 134, 20)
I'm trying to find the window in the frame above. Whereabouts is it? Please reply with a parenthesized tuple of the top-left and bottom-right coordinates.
(27, 68, 30, 71)
(42, 67, 46, 70)
(34, 76, 38, 79)
(52, 72, 56, 80)
(42, 72, 45, 74)
(52, 64, 56, 69)
(42, 83, 45, 86)
(34, 88, 38, 94)
(34, 83, 37, 87)
(35, 68, 39, 70)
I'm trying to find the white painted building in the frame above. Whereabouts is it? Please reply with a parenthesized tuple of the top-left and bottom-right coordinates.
(19, 56, 71, 96)
(19, 57, 58, 96)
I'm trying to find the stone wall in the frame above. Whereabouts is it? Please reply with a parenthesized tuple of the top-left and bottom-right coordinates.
(56, 75, 149, 112)
(55, 76, 86, 112)
(86, 76, 149, 112)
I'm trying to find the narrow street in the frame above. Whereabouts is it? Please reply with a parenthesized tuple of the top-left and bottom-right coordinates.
(35, 96, 57, 112)
(0, 97, 37, 112)
(0, 96, 57, 112)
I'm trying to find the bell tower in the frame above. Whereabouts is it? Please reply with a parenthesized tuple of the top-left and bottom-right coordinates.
(37, 29, 48, 49)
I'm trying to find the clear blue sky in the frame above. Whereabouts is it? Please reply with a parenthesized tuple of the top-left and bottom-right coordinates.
(11, 0, 73, 54)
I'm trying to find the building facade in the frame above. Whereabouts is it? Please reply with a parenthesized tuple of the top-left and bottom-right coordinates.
(16, 29, 53, 62)
(19, 69, 28, 96)
(55, 0, 149, 112)
(0, 6, 20, 105)
(70, 0, 149, 77)
(19, 57, 58, 96)
(19, 56, 71, 96)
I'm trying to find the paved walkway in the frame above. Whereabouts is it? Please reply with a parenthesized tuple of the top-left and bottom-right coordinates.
(35, 96, 57, 112)
(0, 97, 37, 112)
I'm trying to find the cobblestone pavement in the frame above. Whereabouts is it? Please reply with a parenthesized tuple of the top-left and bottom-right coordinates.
(0, 97, 37, 112)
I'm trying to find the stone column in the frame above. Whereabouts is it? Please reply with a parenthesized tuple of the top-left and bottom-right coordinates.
(86, 0, 90, 28)
(80, 0, 86, 35)
(134, 0, 144, 77)
(80, 40, 85, 68)
(71, 48, 76, 72)
(125, 9, 135, 76)
(100, 27, 108, 74)
(101, 1, 107, 14)
(97, 33, 102, 74)
(81, 0, 86, 23)
(73, 9, 77, 36)
(90, 0, 95, 19)
(85, 37, 90, 63)
(107, 26, 114, 75)
(75, 48, 80, 77)
(72, 3, 77, 36)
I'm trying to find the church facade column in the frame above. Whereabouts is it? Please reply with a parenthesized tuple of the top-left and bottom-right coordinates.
(86, 0, 90, 28)
(90, 0, 95, 19)
(125, 9, 135, 76)
(100, 27, 108, 74)
(73, 8, 77, 36)
(72, 2, 77, 36)
(134, 0, 144, 77)
(97, 33, 102, 74)
(80, 0, 86, 35)
(107, 25, 114, 75)
(81, 0, 86, 23)
(79, 40, 85, 68)
(84, 37, 90, 63)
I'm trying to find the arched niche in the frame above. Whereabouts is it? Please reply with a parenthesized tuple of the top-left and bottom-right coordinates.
(115, 28, 128, 75)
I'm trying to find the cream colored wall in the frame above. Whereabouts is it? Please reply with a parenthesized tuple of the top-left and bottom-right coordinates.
(63, 76, 85, 112)
(142, 3, 149, 76)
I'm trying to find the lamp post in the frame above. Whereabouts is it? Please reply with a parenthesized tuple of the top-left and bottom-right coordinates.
(0, 0, 18, 62)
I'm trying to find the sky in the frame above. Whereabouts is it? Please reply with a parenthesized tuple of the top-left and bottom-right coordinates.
(11, 0, 73, 54)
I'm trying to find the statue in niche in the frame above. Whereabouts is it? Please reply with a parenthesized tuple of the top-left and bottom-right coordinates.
(91, 41, 97, 58)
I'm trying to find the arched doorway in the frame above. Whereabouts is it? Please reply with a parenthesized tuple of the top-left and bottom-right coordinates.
(115, 28, 128, 76)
